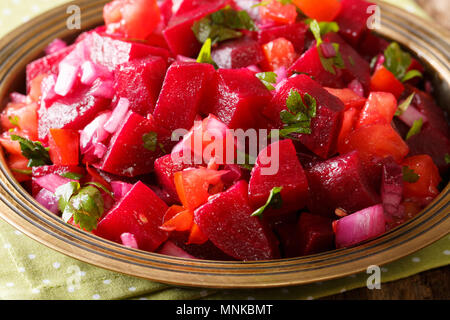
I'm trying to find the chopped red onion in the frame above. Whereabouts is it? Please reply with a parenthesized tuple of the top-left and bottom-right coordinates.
(320, 42, 337, 58)
(54, 62, 79, 96)
(157, 241, 197, 259)
(175, 55, 197, 63)
(40, 74, 58, 108)
(246, 65, 262, 73)
(35, 188, 60, 214)
(9, 92, 27, 104)
(348, 79, 365, 97)
(80, 111, 112, 153)
(104, 98, 130, 133)
(373, 54, 385, 71)
(34, 174, 75, 193)
(83, 142, 108, 163)
(45, 39, 67, 56)
(91, 79, 115, 99)
(275, 67, 287, 85)
(80, 61, 113, 85)
(111, 181, 133, 200)
(120, 233, 139, 249)
(398, 104, 428, 127)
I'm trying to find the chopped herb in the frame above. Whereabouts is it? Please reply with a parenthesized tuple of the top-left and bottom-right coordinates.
(143, 132, 158, 152)
(279, 90, 317, 138)
(402, 166, 420, 183)
(55, 181, 80, 213)
(196, 38, 218, 68)
(8, 116, 19, 126)
(406, 118, 423, 140)
(10, 135, 51, 167)
(256, 72, 278, 90)
(445, 153, 450, 165)
(306, 19, 339, 37)
(384, 42, 423, 82)
(395, 93, 415, 116)
(348, 55, 355, 66)
(251, 187, 283, 217)
(11, 168, 32, 175)
(60, 172, 84, 180)
(192, 6, 257, 45)
(85, 181, 114, 198)
(402, 69, 423, 82)
(251, 0, 270, 7)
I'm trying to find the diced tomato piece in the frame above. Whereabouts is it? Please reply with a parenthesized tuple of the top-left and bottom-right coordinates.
(402, 155, 441, 204)
(28, 73, 47, 103)
(0, 102, 39, 140)
(187, 223, 208, 245)
(103, 0, 161, 40)
(48, 128, 80, 166)
(85, 164, 113, 192)
(0, 129, 26, 156)
(337, 107, 359, 150)
(259, 0, 298, 25)
(160, 208, 194, 232)
(8, 154, 31, 182)
(356, 92, 397, 128)
(261, 37, 297, 71)
(339, 123, 410, 163)
(370, 66, 405, 99)
(324, 88, 366, 110)
(293, 0, 342, 22)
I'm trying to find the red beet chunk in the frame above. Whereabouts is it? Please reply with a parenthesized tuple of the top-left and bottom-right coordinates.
(89, 32, 170, 71)
(99, 112, 173, 177)
(297, 212, 335, 256)
(265, 74, 344, 158)
(26, 45, 74, 92)
(357, 31, 389, 60)
(95, 181, 169, 252)
(306, 151, 381, 217)
(206, 68, 272, 130)
(335, 0, 373, 46)
(211, 37, 264, 69)
(153, 62, 215, 131)
(270, 213, 301, 258)
(163, 0, 232, 57)
(248, 139, 309, 216)
(113, 57, 167, 116)
(407, 125, 450, 175)
(194, 181, 280, 261)
(257, 22, 308, 54)
(31, 165, 85, 196)
(154, 154, 198, 203)
(38, 84, 111, 141)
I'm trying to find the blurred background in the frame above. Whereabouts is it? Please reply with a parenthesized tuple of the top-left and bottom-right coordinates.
(416, 0, 450, 30)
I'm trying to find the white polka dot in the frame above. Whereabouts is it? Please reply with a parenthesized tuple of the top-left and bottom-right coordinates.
(14, 230, 22, 235)
(92, 294, 101, 300)
(31, 5, 40, 13)
(128, 287, 136, 292)
(79, 271, 86, 277)
(67, 286, 75, 293)
(12, 0, 21, 4)
(2, 9, 12, 16)
(306, 296, 314, 300)
(28, 254, 36, 260)
(18, 267, 25, 273)
(412, 257, 421, 263)
(443, 250, 450, 256)
(21, 16, 30, 23)
(6, 282, 14, 287)
(103, 279, 111, 285)
(53, 262, 61, 269)
(42, 279, 50, 285)
(31, 288, 40, 294)
(3, 243, 11, 249)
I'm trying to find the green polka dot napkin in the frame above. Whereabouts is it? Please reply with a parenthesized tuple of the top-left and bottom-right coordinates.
(0, 0, 448, 300)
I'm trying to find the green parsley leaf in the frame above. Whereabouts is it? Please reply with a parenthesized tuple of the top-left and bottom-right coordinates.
(402, 166, 420, 183)
(251, 0, 270, 7)
(395, 93, 415, 116)
(279, 90, 317, 138)
(196, 38, 218, 68)
(256, 72, 278, 90)
(85, 181, 114, 198)
(251, 187, 283, 217)
(55, 181, 81, 213)
(10, 135, 51, 167)
(192, 6, 257, 45)
(60, 172, 84, 180)
(61, 185, 104, 232)
(143, 132, 158, 152)
(306, 19, 340, 37)
(445, 154, 450, 165)
(402, 69, 423, 82)
(8, 116, 19, 126)
(383, 42, 422, 83)
(406, 118, 423, 140)
(309, 19, 323, 45)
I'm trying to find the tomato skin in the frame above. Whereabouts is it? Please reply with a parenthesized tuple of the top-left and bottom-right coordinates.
(48, 128, 80, 166)
(402, 155, 441, 203)
(356, 92, 397, 128)
(324, 88, 366, 110)
(370, 66, 405, 99)
(293, 0, 342, 22)
(161, 208, 194, 232)
(187, 223, 208, 245)
(337, 107, 359, 151)
(261, 37, 297, 71)
(0, 102, 39, 140)
(339, 123, 410, 163)
(8, 154, 31, 182)
(259, 0, 298, 25)
(103, 0, 161, 40)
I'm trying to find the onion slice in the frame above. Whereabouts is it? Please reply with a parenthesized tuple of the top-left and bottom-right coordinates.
(103, 98, 130, 134)
(35, 188, 60, 214)
(157, 241, 197, 259)
(381, 161, 404, 222)
(34, 174, 76, 194)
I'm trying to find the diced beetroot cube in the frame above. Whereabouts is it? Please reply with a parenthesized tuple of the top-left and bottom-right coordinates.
(113, 56, 167, 116)
(211, 37, 264, 69)
(88, 32, 170, 70)
(26, 45, 74, 93)
(153, 62, 215, 131)
(324, 33, 371, 94)
(99, 112, 173, 177)
(206, 68, 272, 130)
(407, 125, 450, 175)
(38, 84, 111, 141)
(357, 31, 389, 60)
(248, 139, 309, 216)
(31, 165, 85, 196)
(270, 213, 301, 258)
(297, 212, 335, 256)
(335, 0, 373, 46)
(257, 22, 308, 53)
(306, 151, 381, 217)
(287, 45, 347, 89)
(163, 0, 232, 57)
(265, 74, 344, 158)
(95, 181, 169, 252)
(194, 180, 280, 261)
(154, 154, 198, 203)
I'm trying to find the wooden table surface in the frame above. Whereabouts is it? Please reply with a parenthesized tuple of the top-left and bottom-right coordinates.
(324, 1, 450, 300)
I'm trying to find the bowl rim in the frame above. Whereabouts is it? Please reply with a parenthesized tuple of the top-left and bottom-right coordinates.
(0, 0, 448, 289)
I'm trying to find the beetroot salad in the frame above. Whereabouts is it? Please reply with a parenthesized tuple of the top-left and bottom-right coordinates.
(1, 0, 449, 261)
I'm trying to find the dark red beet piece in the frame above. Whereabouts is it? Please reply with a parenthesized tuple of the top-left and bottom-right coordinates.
(113, 56, 167, 116)
(248, 139, 309, 216)
(194, 180, 280, 261)
(265, 74, 344, 158)
(95, 181, 169, 252)
(335, 0, 373, 46)
(153, 62, 216, 131)
(306, 151, 381, 217)
(357, 31, 389, 60)
(163, 0, 232, 57)
(257, 22, 308, 54)
(211, 37, 264, 69)
(38, 84, 111, 141)
(205, 68, 272, 130)
(98, 112, 173, 177)
(297, 212, 335, 256)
